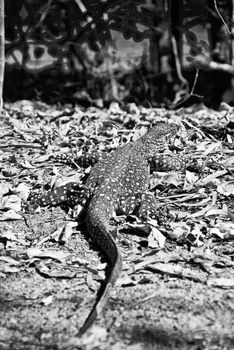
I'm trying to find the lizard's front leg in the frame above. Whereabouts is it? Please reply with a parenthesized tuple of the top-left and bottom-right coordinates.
(150, 154, 190, 172)
(53, 149, 105, 168)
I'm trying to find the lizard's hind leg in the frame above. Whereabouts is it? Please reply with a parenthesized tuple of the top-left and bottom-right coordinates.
(29, 183, 91, 208)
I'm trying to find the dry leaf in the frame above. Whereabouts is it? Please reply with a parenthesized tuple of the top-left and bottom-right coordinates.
(183, 171, 199, 190)
(207, 278, 234, 288)
(201, 170, 227, 184)
(14, 183, 31, 201)
(0, 195, 21, 211)
(27, 248, 70, 262)
(209, 227, 225, 239)
(0, 183, 11, 197)
(123, 222, 151, 235)
(0, 263, 20, 273)
(18, 159, 35, 169)
(0, 230, 20, 242)
(41, 295, 53, 305)
(148, 262, 207, 283)
(170, 222, 190, 239)
(161, 172, 181, 187)
(148, 227, 165, 249)
(0, 209, 22, 221)
(217, 182, 234, 196)
(0, 256, 21, 265)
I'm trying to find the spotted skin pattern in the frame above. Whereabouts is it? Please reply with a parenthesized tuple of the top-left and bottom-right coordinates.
(29, 182, 91, 208)
(150, 154, 187, 172)
(29, 151, 186, 209)
(54, 150, 105, 168)
(77, 123, 180, 334)
(29, 122, 179, 335)
(30, 154, 187, 208)
(138, 192, 159, 219)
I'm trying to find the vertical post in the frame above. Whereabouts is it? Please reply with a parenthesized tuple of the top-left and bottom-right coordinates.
(169, 0, 183, 61)
(0, 0, 4, 115)
(231, 0, 234, 64)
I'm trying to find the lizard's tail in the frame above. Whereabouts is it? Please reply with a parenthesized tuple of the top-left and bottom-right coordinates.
(78, 241, 122, 336)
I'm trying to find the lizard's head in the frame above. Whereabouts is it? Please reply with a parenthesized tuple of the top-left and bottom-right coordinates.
(142, 122, 179, 156)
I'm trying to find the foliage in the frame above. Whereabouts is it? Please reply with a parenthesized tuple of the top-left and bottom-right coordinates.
(0, 0, 4, 114)
(4, 0, 234, 108)
(5, 0, 154, 72)
(1, 103, 234, 348)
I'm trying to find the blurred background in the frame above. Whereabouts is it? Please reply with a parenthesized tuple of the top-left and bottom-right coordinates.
(4, 0, 234, 109)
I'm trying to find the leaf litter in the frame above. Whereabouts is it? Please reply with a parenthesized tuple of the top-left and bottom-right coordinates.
(1, 101, 234, 349)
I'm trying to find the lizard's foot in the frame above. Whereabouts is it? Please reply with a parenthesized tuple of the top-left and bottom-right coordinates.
(137, 192, 158, 220)
(150, 154, 188, 172)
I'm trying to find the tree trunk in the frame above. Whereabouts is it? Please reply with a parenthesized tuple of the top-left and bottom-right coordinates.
(0, 0, 4, 115)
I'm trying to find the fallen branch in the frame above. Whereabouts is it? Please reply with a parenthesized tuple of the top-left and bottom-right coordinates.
(186, 56, 234, 75)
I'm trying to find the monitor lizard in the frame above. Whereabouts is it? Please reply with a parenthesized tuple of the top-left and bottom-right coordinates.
(29, 122, 181, 335)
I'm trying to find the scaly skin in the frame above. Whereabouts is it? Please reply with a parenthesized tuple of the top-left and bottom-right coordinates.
(29, 122, 179, 335)
(77, 122, 179, 335)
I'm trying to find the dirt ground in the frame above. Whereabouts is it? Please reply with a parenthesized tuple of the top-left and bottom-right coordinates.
(1, 207, 234, 350)
(1, 102, 234, 349)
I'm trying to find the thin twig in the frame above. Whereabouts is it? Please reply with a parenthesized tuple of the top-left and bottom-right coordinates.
(213, 0, 231, 35)
(0, 143, 42, 149)
(171, 36, 189, 91)
(35, 0, 53, 28)
(190, 68, 199, 95)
